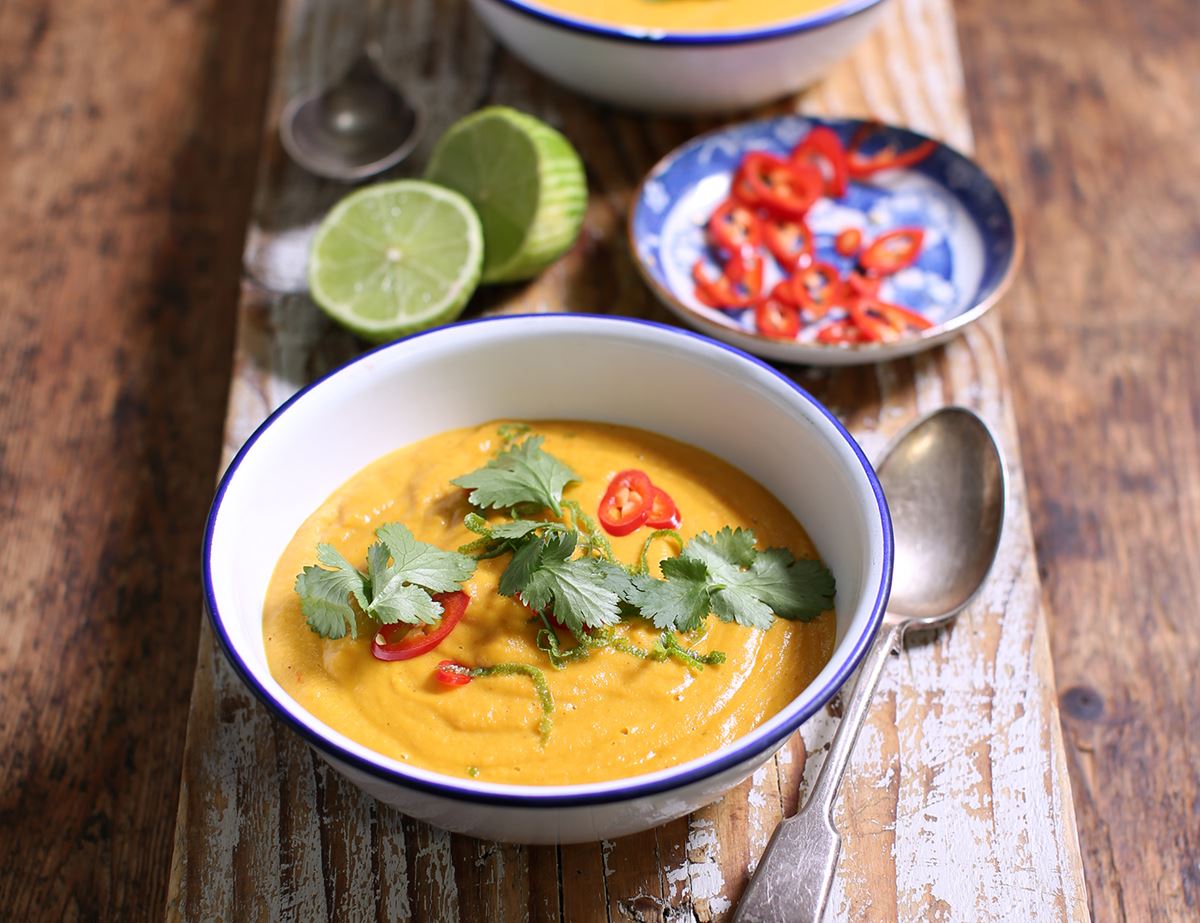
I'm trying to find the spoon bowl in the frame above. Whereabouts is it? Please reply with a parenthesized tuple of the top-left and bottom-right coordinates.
(882, 407, 1006, 625)
(279, 53, 424, 182)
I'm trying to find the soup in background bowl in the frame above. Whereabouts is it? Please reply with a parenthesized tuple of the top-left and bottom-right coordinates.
(205, 314, 892, 843)
(525, 0, 845, 32)
(468, 0, 890, 113)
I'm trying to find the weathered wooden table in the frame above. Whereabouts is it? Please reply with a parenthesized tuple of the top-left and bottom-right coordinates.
(163, 0, 1089, 919)
(6, 0, 1198, 920)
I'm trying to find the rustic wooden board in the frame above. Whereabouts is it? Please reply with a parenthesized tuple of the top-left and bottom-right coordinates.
(165, 0, 1089, 919)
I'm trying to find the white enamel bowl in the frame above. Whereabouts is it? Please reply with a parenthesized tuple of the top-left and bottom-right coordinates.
(468, 0, 890, 114)
(204, 314, 892, 844)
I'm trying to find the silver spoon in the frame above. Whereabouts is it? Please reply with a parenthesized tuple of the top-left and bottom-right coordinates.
(279, 41, 424, 182)
(733, 406, 1007, 923)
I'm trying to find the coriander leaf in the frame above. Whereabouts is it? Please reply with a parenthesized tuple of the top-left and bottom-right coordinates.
(502, 531, 623, 633)
(294, 544, 370, 639)
(318, 544, 371, 609)
(295, 524, 476, 639)
(634, 557, 713, 632)
(590, 559, 641, 606)
(680, 529, 835, 628)
(498, 531, 566, 597)
(709, 583, 776, 630)
(365, 541, 444, 624)
(451, 436, 579, 516)
(684, 528, 776, 628)
(684, 526, 758, 570)
(365, 524, 475, 626)
(743, 551, 836, 622)
(369, 581, 442, 625)
(521, 559, 624, 633)
(374, 523, 475, 593)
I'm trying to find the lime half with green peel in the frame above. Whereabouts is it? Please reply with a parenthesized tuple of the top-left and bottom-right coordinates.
(308, 180, 484, 342)
(424, 107, 587, 284)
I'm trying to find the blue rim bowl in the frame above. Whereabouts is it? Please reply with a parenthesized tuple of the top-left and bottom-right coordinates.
(203, 314, 892, 814)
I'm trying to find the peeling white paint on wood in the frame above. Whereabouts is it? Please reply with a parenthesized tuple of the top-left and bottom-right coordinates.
(685, 818, 731, 920)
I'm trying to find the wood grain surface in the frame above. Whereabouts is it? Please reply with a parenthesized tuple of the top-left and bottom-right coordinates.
(0, 1, 277, 919)
(0, 0, 1194, 920)
(161, 0, 1092, 919)
(956, 1, 1200, 918)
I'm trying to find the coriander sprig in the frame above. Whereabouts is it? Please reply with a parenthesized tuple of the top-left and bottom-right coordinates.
(498, 531, 639, 634)
(439, 662, 555, 742)
(633, 527, 835, 633)
(451, 435, 579, 516)
(294, 525, 475, 639)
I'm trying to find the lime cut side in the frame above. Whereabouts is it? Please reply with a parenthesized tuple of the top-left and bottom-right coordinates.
(424, 107, 587, 284)
(308, 180, 484, 342)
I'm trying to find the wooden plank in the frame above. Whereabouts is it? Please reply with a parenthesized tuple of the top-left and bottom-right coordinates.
(957, 0, 1200, 918)
(0, 0, 276, 919)
(165, 0, 1089, 920)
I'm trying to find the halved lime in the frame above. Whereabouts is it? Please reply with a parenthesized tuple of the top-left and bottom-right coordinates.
(308, 180, 484, 342)
(424, 107, 587, 284)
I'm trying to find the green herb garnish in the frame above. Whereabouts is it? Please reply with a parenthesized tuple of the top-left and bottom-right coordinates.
(634, 526, 835, 632)
(660, 630, 727, 670)
(561, 498, 615, 561)
(636, 528, 684, 575)
(632, 556, 715, 633)
(294, 524, 475, 639)
(451, 435, 579, 516)
(457, 512, 570, 560)
(499, 531, 639, 634)
(496, 422, 531, 447)
(441, 661, 555, 742)
(452, 431, 833, 656)
(293, 544, 371, 640)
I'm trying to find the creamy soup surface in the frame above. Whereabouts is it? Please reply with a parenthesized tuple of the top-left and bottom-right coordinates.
(525, 0, 843, 32)
(263, 421, 836, 785)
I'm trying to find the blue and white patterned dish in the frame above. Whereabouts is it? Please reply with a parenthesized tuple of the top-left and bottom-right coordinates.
(630, 116, 1019, 365)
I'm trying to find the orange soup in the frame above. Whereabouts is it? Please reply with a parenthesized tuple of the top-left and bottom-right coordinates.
(526, 0, 844, 33)
(263, 421, 836, 784)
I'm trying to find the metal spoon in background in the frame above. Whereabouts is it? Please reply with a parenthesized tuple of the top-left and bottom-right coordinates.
(733, 406, 1007, 923)
(279, 37, 424, 182)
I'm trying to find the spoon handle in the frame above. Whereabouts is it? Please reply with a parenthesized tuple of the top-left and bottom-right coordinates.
(732, 621, 906, 923)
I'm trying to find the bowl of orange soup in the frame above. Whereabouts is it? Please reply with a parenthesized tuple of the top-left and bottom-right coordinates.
(204, 314, 892, 843)
(469, 0, 890, 113)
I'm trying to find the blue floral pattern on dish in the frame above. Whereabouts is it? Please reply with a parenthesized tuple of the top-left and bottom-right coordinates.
(632, 116, 1017, 343)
